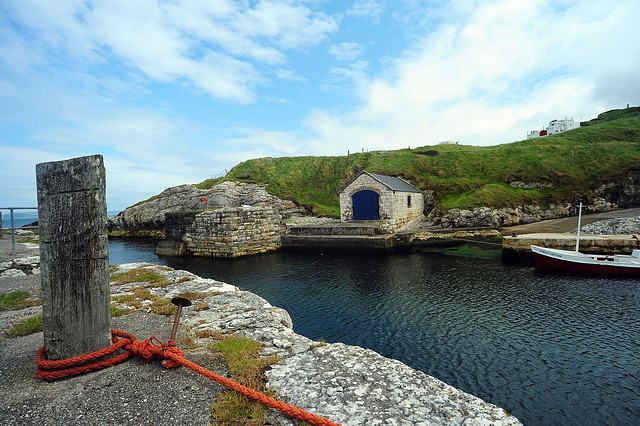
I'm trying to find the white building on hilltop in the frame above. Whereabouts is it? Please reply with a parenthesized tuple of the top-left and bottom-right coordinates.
(527, 117, 579, 139)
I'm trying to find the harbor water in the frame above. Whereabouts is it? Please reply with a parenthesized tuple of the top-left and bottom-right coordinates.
(109, 238, 640, 425)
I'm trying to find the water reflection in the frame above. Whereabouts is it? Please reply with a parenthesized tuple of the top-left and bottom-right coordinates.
(109, 239, 640, 425)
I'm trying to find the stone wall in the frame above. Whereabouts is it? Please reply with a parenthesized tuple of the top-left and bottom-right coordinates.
(165, 206, 283, 258)
(389, 189, 425, 230)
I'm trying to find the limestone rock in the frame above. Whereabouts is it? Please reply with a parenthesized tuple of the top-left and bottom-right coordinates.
(0, 268, 27, 279)
(108, 181, 303, 235)
(425, 202, 600, 228)
(267, 343, 523, 426)
(0, 256, 41, 276)
(423, 171, 640, 228)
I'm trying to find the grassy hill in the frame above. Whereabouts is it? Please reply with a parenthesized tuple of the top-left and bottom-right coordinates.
(196, 107, 640, 217)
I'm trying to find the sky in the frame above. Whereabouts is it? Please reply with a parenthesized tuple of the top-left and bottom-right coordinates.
(1, 0, 639, 213)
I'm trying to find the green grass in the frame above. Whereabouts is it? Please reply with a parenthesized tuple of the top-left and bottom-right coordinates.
(209, 334, 280, 425)
(110, 305, 133, 317)
(0, 291, 40, 310)
(5, 314, 44, 337)
(178, 108, 640, 215)
(194, 177, 224, 189)
(224, 153, 372, 216)
(110, 267, 172, 287)
(18, 238, 39, 244)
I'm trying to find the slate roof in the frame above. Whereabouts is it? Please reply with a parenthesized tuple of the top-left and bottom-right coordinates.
(368, 173, 422, 193)
(340, 171, 422, 193)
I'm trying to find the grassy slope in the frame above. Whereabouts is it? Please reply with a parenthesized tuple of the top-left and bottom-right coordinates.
(195, 108, 640, 217)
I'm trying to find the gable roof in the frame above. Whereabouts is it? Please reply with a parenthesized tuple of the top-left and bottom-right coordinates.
(340, 171, 422, 193)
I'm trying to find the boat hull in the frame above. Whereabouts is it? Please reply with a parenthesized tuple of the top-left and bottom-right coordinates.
(531, 246, 640, 277)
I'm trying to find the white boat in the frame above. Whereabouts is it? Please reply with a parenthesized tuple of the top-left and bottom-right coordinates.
(530, 244, 640, 276)
(530, 203, 640, 276)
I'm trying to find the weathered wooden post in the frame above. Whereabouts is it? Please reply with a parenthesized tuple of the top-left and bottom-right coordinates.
(37, 155, 111, 359)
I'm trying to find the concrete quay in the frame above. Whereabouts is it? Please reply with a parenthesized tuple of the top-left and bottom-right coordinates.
(282, 222, 502, 254)
(282, 221, 395, 253)
(282, 233, 395, 253)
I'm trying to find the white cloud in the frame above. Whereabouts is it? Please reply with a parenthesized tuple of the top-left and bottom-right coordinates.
(347, 0, 386, 22)
(3, 0, 339, 104)
(222, 127, 305, 156)
(303, 0, 640, 152)
(231, 1, 339, 49)
(329, 42, 365, 61)
(592, 67, 640, 107)
(323, 60, 371, 97)
(275, 68, 307, 82)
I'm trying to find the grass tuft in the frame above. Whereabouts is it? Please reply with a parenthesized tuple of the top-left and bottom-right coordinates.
(209, 335, 280, 425)
(6, 314, 43, 337)
(18, 238, 39, 244)
(0, 291, 40, 310)
(110, 267, 172, 287)
(110, 305, 133, 317)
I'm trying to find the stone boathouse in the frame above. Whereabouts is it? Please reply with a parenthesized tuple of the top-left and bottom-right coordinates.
(339, 171, 424, 233)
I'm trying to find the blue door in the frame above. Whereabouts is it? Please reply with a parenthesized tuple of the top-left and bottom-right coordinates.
(352, 190, 380, 220)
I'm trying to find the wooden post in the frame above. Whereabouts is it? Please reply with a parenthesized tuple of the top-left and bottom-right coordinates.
(37, 155, 111, 359)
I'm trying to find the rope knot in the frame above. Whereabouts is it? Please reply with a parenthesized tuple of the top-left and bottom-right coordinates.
(160, 339, 184, 368)
(125, 335, 156, 360)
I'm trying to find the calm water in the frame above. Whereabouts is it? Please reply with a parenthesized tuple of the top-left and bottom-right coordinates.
(109, 239, 640, 425)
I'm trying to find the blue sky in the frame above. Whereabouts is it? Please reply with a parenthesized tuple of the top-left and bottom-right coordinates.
(1, 0, 639, 212)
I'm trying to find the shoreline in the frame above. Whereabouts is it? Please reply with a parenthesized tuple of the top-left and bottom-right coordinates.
(1, 247, 522, 425)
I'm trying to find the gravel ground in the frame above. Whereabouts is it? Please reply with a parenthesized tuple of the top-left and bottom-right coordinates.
(0, 312, 227, 425)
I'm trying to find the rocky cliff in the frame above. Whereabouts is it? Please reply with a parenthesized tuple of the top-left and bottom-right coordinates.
(424, 170, 640, 228)
(108, 182, 304, 237)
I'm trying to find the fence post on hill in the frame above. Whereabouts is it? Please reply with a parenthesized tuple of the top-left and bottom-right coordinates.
(36, 154, 111, 360)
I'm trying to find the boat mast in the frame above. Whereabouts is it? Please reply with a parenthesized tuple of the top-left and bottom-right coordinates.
(576, 202, 582, 252)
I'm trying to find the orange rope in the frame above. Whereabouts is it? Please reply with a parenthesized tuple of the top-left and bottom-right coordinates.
(35, 330, 341, 426)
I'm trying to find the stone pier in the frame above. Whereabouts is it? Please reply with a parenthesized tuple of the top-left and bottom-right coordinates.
(160, 206, 283, 258)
